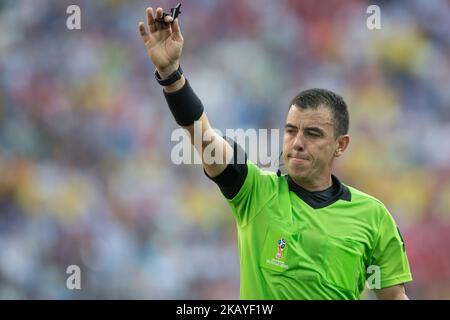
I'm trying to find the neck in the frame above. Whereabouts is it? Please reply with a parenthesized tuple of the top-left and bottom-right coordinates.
(290, 174, 333, 192)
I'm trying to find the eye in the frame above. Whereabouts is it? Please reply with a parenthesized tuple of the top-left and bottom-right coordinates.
(285, 128, 295, 134)
(306, 130, 321, 137)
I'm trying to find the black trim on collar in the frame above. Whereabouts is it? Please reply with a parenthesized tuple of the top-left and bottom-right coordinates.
(286, 174, 351, 209)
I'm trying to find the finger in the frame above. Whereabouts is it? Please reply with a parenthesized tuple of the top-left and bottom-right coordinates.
(146, 7, 156, 33)
(156, 18, 171, 31)
(164, 16, 173, 23)
(171, 18, 183, 41)
(154, 8, 172, 33)
(156, 7, 163, 19)
(154, 7, 167, 31)
(138, 22, 150, 43)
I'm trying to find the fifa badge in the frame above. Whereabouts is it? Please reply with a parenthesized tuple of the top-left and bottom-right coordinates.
(276, 237, 286, 259)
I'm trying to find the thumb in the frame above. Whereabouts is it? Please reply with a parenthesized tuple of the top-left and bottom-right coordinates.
(171, 18, 183, 42)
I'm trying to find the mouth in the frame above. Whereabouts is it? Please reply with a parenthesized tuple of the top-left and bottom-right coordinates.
(288, 155, 309, 164)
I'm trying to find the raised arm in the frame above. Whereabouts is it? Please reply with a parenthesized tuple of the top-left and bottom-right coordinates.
(138, 6, 233, 178)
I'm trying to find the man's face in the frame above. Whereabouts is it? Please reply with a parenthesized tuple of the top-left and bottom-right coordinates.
(282, 105, 340, 186)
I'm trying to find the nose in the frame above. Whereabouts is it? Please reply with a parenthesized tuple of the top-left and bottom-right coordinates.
(292, 132, 305, 151)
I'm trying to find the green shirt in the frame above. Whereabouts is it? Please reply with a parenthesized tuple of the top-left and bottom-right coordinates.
(226, 161, 413, 300)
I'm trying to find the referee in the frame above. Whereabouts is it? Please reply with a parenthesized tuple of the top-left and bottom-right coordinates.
(139, 6, 413, 300)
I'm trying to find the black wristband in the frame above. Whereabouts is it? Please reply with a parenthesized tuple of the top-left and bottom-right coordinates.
(163, 79, 204, 126)
(155, 65, 183, 86)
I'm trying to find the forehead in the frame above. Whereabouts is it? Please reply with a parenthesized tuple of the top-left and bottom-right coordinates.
(285, 105, 334, 128)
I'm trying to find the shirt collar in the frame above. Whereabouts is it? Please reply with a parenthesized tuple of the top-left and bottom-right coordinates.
(286, 174, 351, 209)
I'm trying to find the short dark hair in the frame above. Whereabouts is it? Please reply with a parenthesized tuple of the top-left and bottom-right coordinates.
(289, 88, 349, 137)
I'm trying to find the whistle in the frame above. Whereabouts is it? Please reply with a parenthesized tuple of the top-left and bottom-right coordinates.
(156, 3, 182, 24)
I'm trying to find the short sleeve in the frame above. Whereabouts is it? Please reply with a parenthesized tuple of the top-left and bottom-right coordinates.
(370, 207, 413, 288)
(226, 160, 278, 228)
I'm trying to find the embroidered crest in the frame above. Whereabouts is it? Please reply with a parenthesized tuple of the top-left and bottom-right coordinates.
(276, 237, 286, 259)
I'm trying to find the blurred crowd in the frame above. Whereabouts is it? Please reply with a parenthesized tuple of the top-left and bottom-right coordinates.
(0, 0, 449, 299)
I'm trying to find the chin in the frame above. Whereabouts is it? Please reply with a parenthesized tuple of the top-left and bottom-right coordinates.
(287, 166, 308, 179)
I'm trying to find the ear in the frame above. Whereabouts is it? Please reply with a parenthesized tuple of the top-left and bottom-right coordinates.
(334, 135, 350, 158)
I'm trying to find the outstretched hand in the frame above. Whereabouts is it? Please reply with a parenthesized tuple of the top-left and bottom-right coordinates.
(138, 7, 184, 77)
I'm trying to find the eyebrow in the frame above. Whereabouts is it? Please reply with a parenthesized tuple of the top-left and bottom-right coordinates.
(284, 123, 327, 133)
(284, 123, 298, 129)
(305, 126, 326, 134)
